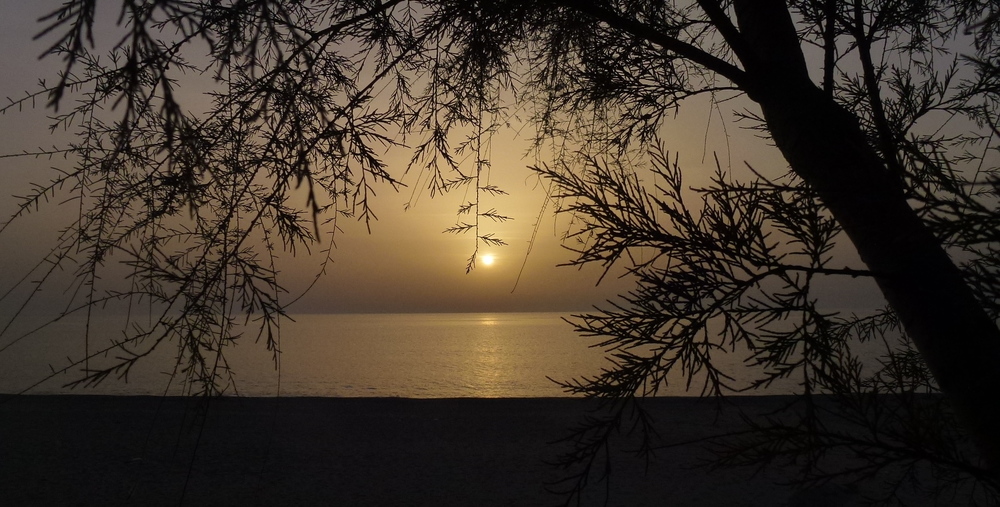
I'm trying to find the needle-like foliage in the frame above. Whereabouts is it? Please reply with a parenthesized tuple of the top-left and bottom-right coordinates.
(538, 141, 999, 504)
(1, 1, 999, 505)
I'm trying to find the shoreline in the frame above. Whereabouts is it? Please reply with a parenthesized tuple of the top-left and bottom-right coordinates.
(0, 395, 933, 506)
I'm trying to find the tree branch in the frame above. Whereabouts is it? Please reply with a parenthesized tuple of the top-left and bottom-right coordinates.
(850, 0, 905, 178)
(563, 0, 750, 88)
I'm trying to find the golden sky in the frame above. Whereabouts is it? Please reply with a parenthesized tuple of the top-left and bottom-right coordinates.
(0, 1, 883, 315)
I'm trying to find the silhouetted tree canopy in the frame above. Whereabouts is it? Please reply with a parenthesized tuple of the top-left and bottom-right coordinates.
(2, 1, 999, 504)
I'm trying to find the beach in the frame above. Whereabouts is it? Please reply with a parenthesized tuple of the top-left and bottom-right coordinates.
(0, 396, 934, 506)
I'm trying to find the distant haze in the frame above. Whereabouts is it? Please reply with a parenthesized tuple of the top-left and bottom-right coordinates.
(0, 2, 885, 315)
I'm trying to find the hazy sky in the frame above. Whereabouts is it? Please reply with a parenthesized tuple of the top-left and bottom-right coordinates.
(0, 1, 883, 316)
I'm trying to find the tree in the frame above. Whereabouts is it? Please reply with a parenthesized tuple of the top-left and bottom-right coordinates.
(540, 144, 999, 504)
(1, 0, 998, 502)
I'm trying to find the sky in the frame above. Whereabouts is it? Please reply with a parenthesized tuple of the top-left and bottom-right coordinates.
(0, 1, 884, 317)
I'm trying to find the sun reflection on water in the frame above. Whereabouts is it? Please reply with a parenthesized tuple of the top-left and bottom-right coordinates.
(466, 318, 508, 396)
(477, 315, 500, 326)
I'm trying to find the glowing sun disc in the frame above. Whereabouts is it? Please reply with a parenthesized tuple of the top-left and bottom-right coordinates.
(481, 254, 495, 266)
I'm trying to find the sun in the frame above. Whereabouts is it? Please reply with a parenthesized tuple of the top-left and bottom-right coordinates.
(481, 254, 495, 266)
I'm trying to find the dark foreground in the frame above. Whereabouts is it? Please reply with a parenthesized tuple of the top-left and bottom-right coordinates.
(0, 395, 943, 506)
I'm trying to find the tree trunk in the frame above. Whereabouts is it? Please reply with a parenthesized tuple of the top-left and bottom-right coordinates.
(731, 0, 1000, 469)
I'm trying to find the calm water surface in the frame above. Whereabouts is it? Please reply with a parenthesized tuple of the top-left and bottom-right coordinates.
(0, 312, 774, 397)
(0, 313, 604, 397)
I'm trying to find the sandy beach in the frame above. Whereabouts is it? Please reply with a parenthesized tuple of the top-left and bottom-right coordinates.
(0, 395, 942, 506)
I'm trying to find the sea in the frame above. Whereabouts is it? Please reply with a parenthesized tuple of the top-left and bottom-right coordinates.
(0, 312, 788, 398)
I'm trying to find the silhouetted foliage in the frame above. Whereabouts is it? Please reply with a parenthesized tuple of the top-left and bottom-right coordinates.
(537, 144, 999, 504)
(1, 1, 999, 505)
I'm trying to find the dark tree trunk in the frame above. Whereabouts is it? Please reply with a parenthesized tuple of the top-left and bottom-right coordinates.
(731, 0, 1000, 469)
